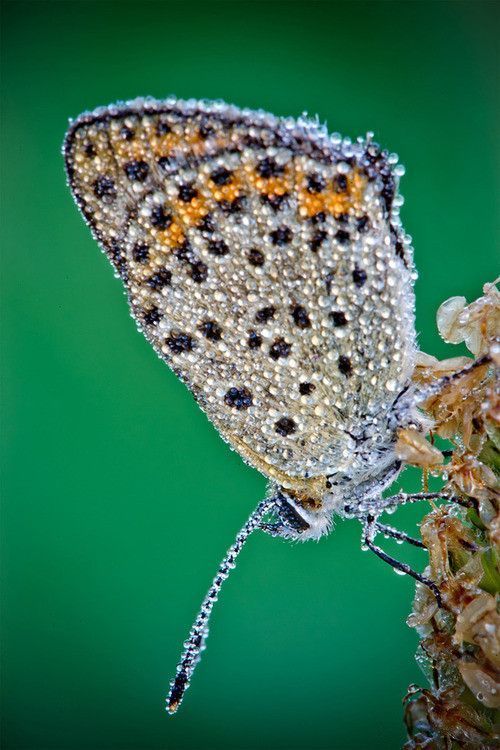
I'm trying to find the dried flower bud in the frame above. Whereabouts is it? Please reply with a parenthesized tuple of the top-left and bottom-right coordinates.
(458, 662, 500, 709)
(436, 295, 468, 343)
(404, 685, 498, 748)
(454, 593, 500, 670)
(491, 339, 500, 367)
(405, 281, 500, 750)
(483, 384, 500, 427)
(436, 280, 500, 357)
(413, 352, 472, 384)
(448, 454, 500, 502)
(419, 361, 491, 448)
(395, 427, 444, 467)
(419, 508, 483, 610)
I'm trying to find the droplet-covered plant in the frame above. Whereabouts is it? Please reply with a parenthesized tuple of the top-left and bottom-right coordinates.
(403, 281, 499, 749)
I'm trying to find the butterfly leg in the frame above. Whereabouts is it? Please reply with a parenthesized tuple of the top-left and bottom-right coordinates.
(374, 522, 425, 549)
(387, 491, 475, 509)
(362, 515, 443, 608)
(259, 521, 289, 537)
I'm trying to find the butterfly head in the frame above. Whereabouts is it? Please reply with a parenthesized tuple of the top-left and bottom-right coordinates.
(266, 392, 427, 539)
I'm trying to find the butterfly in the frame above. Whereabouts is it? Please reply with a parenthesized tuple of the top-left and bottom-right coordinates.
(64, 97, 462, 713)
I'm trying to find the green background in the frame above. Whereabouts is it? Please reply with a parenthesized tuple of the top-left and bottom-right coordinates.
(2, 2, 498, 748)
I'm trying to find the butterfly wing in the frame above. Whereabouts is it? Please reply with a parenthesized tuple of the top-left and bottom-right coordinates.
(64, 97, 416, 484)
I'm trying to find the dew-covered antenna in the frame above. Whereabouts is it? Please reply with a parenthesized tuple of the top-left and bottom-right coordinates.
(167, 497, 273, 714)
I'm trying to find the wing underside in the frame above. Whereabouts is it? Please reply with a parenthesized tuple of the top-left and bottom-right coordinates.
(64, 97, 416, 480)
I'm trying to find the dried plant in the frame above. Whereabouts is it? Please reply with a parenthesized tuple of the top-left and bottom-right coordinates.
(402, 280, 499, 749)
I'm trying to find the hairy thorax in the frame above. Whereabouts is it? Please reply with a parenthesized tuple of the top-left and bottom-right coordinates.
(260, 393, 429, 540)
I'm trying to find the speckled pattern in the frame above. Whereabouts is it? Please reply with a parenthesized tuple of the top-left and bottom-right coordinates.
(64, 97, 416, 488)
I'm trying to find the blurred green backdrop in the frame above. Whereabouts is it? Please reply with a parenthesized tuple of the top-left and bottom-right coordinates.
(2, 1, 498, 748)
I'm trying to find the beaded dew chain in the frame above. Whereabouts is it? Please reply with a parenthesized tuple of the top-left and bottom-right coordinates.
(63, 97, 493, 713)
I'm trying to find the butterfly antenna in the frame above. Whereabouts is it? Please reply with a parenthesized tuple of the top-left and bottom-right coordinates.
(166, 497, 274, 714)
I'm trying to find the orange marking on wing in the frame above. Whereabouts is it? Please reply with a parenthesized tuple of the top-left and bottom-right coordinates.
(297, 170, 366, 218)
(184, 131, 210, 157)
(246, 166, 292, 197)
(209, 174, 243, 203)
(176, 196, 210, 226)
(155, 220, 185, 248)
(111, 141, 148, 161)
(105, 122, 148, 162)
(150, 131, 181, 158)
(213, 134, 233, 150)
